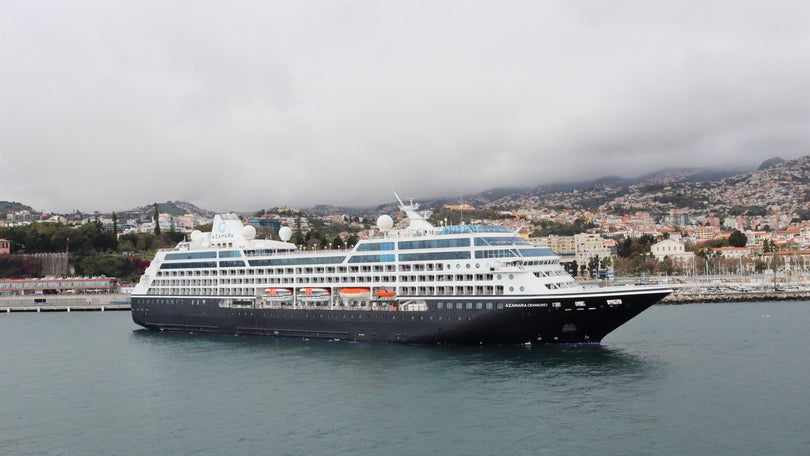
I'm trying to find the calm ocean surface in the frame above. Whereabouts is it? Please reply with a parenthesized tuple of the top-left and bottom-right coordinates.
(1, 302, 808, 456)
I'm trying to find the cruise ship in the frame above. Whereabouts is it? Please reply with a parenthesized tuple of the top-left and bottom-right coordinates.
(131, 195, 672, 344)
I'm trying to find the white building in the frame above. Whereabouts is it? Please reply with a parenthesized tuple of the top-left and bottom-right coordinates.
(574, 233, 616, 265)
(651, 238, 695, 265)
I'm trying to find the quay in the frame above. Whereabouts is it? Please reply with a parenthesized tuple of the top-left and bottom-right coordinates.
(0, 293, 131, 313)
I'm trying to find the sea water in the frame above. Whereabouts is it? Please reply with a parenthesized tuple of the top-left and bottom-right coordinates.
(1, 302, 808, 455)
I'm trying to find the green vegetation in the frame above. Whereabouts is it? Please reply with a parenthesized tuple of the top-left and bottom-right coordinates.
(531, 218, 595, 237)
(729, 229, 748, 247)
(0, 255, 43, 278)
(0, 221, 185, 282)
(428, 206, 505, 226)
(0, 201, 34, 218)
(727, 205, 768, 216)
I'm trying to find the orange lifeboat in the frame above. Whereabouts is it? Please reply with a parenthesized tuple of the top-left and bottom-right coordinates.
(339, 288, 372, 299)
(374, 289, 396, 298)
(263, 288, 293, 302)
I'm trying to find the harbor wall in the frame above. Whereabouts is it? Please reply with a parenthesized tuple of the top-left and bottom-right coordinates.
(0, 293, 130, 312)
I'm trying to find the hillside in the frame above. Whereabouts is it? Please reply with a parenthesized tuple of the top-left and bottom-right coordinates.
(4, 156, 808, 219)
(0, 201, 35, 218)
(116, 201, 215, 222)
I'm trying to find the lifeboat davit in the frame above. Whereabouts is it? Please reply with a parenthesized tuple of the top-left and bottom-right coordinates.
(374, 289, 396, 298)
(339, 288, 372, 299)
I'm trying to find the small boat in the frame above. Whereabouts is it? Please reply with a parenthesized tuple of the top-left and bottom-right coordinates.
(263, 288, 293, 302)
(374, 288, 396, 298)
(339, 288, 372, 299)
(299, 287, 331, 302)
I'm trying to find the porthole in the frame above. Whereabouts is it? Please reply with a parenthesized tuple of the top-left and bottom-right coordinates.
(509, 274, 514, 279)
(509, 286, 514, 292)
(519, 286, 525, 292)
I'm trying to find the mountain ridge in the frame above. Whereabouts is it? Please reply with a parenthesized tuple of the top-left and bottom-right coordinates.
(2, 156, 806, 219)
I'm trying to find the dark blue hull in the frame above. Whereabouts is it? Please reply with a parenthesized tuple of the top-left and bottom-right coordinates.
(131, 287, 671, 344)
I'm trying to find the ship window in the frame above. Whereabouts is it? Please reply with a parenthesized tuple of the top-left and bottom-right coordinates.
(349, 254, 395, 263)
(486, 302, 493, 309)
(497, 303, 504, 309)
(476, 302, 483, 310)
(398, 238, 470, 249)
(466, 302, 473, 310)
(166, 251, 217, 260)
(456, 303, 463, 310)
(399, 251, 471, 262)
(437, 302, 444, 309)
(356, 242, 395, 251)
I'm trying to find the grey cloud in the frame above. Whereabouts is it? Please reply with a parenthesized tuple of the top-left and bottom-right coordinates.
(2, 0, 809, 212)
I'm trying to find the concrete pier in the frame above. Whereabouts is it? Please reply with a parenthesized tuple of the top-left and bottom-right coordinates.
(0, 293, 131, 313)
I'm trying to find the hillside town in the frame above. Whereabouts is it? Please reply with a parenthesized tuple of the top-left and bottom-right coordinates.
(3, 156, 810, 282)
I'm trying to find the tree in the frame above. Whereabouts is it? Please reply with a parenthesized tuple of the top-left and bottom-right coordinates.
(729, 229, 748, 247)
(600, 256, 612, 273)
(658, 256, 677, 276)
(565, 260, 578, 277)
(587, 255, 600, 278)
(111, 212, 119, 249)
(0, 255, 43, 278)
(153, 203, 161, 235)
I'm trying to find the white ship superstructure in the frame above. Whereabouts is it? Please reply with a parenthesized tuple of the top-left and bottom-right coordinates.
(133, 196, 581, 309)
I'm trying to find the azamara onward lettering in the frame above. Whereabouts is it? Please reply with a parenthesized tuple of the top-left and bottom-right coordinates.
(131, 195, 671, 344)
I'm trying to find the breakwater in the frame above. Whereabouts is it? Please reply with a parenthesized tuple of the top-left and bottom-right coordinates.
(0, 293, 130, 312)
(662, 290, 810, 304)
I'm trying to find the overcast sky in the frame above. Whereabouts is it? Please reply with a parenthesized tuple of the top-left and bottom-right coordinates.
(2, 0, 809, 213)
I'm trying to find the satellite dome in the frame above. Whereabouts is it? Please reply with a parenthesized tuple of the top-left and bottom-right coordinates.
(279, 226, 293, 242)
(190, 230, 203, 242)
(377, 214, 394, 232)
(242, 225, 256, 240)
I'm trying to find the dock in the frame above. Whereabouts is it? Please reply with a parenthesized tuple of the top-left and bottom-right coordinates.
(0, 293, 131, 313)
